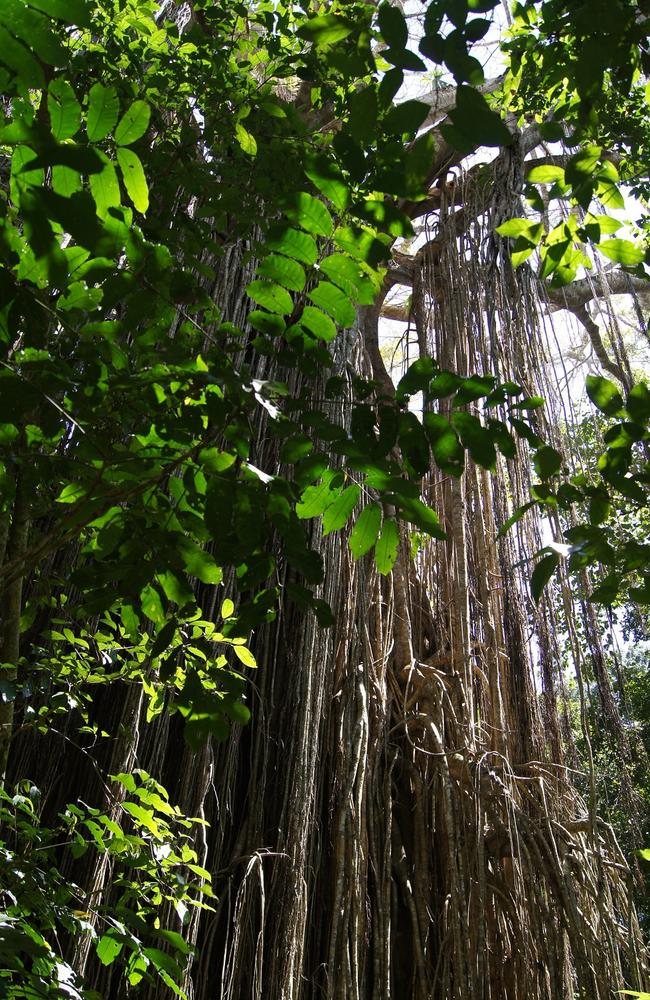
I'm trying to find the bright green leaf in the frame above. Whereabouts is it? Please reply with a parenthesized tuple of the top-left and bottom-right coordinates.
(375, 518, 399, 575)
(114, 100, 151, 146)
(307, 282, 355, 327)
(322, 483, 360, 535)
(349, 503, 382, 557)
(86, 83, 119, 141)
(47, 79, 81, 140)
(246, 279, 294, 315)
(285, 192, 333, 237)
(116, 147, 149, 213)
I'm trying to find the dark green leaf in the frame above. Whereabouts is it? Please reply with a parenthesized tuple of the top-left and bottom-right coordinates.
(384, 99, 430, 135)
(533, 445, 562, 480)
(442, 84, 512, 152)
(26, 0, 91, 26)
(297, 14, 355, 45)
(304, 154, 349, 212)
(497, 501, 535, 537)
(626, 382, 650, 422)
(424, 413, 464, 475)
(531, 552, 558, 602)
(586, 374, 624, 416)
(397, 497, 445, 538)
(452, 412, 496, 470)
(378, 3, 408, 49)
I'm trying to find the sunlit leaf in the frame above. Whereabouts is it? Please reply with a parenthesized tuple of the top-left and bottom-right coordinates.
(349, 503, 382, 557)
(114, 100, 151, 146)
(116, 147, 149, 213)
(374, 518, 399, 575)
(86, 82, 119, 141)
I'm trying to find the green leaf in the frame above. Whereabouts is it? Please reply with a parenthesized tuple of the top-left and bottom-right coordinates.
(266, 226, 318, 265)
(0, 25, 45, 87)
(114, 100, 151, 146)
(453, 374, 496, 406)
(52, 165, 82, 197)
(322, 483, 360, 535)
(96, 934, 123, 966)
(234, 645, 257, 668)
(280, 434, 313, 463)
(590, 572, 620, 604)
(531, 552, 558, 602)
(180, 543, 223, 585)
(626, 382, 650, 422)
(257, 254, 305, 292)
(319, 254, 376, 305)
(297, 14, 355, 45)
(597, 238, 644, 266)
(58, 281, 103, 312)
(533, 445, 562, 480)
(285, 192, 333, 237)
(1, 1, 65, 65)
(151, 618, 177, 658)
(307, 282, 355, 327)
(300, 306, 337, 342)
(235, 122, 257, 156)
(378, 2, 408, 49)
(403, 132, 436, 199)
(424, 413, 464, 476)
(589, 491, 610, 525)
(526, 165, 565, 184)
(397, 497, 445, 538)
(122, 800, 160, 835)
(442, 85, 512, 152)
(384, 99, 430, 135)
(496, 218, 543, 241)
(47, 79, 81, 140)
(86, 83, 119, 142)
(26, 0, 92, 26)
(304, 154, 349, 212)
(586, 374, 624, 416)
(375, 518, 399, 575)
(349, 503, 382, 557)
(297, 471, 340, 519)
(89, 155, 121, 218)
(116, 147, 149, 213)
(246, 279, 293, 315)
(141, 583, 165, 625)
(452, 412, 496, 470)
